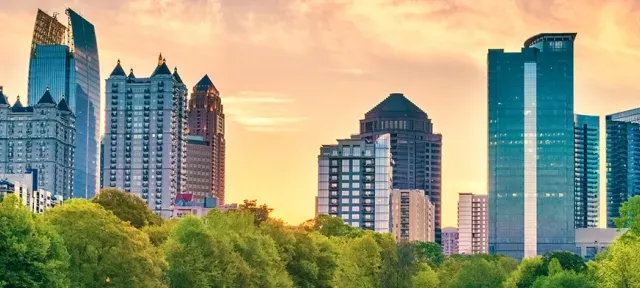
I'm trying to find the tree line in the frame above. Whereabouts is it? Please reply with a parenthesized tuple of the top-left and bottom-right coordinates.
(1, 188, 639, 287)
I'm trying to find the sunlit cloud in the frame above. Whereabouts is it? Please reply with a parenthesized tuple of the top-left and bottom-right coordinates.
(326, 67, 367, 76)
(224, 91, 304, 132)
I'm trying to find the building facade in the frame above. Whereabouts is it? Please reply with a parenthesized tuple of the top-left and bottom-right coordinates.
(173, 193, 217, 218)
(317, 135, 392, 232)
(575, 228, 626, 260)
(185, 135, 212, 201)
(0, 87, 75, 198)
(574, 114, 599, 228)
(458, 193, 488, 254)
(358, 93, 443, 243)
(606, 108, 640, 227)
(442, 227, 459, 256)
(391, 189, 435, 242)
(103, 56, 188, 218)
(0, 170, 63, 213)
(28, 8, 100, 199)
(187, 75, 225, 204)
(488, 33, 577, 259)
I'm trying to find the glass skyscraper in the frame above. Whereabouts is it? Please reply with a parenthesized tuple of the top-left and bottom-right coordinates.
(574, 114, 599, 228)
(316, 135, 392, 232)
(358, 93, 443, 243)
(27, 9, 100, 199)
(606, 108, 640, 227)
(488, 33, 576, 259)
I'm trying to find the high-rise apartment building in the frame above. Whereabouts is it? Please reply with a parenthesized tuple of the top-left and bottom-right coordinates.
(442, 227, 459, 256)
(358, 93, 443, 243)
(317, 135, 392, 232)
(458, 193, 488, 254)
(391, 189, 435, 242)
(0, 87, 75, 198)
(574, 114, 599, 228)
(0, 170, 64, 213)
(185, 135, 212, 201)
(187, 75, 225, 203)
(27, 8, 100, 199)
(606, 108, 640, 227)
(103, 56, 188, 218)
(488, 33, 577, 259)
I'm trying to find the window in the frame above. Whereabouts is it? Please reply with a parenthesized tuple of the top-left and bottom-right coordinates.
(352, 190, 360, 196)
(341, 206, 349, 212)
(342, 146, 351, 156)
(341, 199, 349, 204)
(352, 198, 360, 204)
(341, 183, 349, 189)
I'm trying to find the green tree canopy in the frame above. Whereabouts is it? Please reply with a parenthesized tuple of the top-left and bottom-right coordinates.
(45, 199, 166, 288)
(333, 232, 382, 288)
(412, 264, 439, 288)
(592, 235, 640, 287)
(415, 241, 445, 267)
(238, 199, 273, 226)
(93, 188, 163, 229)
(454, 257, 509, 288)
(533, 271, 596, 288)
(300, 214, 361, 238)
(542, 251, 586, 274)
(504, 256, 546, 288)
(614, 196, 640, 235)
(0, 194, 69, 287)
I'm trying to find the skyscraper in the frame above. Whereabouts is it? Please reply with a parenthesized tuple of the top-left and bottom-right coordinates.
(488, 33, 576, 259)
(0, 87, 75, 198)
(317, 135, 392, 232)
(187, 75, 225, 204)
(606, 108, 640, 227)
(103, 56, 188, 218)
(185, 135, 212, 202)
(358, 93, 443, 243)
(27, 8, 100, 199)
(390, 189, 435, 242)
(574, 114, 599, 228)
(457, 193, 488, 255)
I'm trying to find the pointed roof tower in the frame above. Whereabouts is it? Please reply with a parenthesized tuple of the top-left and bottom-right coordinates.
(194, 74, 218, 93)
(127, 68, 136, 79)
(57, 94, 73, 114)
(365, 93, 427, 118)
(173, 67, 184, 84)
(37, 87, 57, 105)
(110, 59, 126, 77)
(11, 95, 33, 112)
(151, 55, 172, 77)
(0, 86, 9, 106)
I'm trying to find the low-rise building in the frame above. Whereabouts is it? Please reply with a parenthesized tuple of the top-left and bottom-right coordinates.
(575, 228, 627, 260)
(442, 227, 459, 256)
(0, 170, 63, 213)
(391, 189, 435, 242)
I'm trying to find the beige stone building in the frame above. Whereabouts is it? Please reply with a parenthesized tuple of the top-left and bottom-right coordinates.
(391, 189, 435, 242)
(458, 193, 488, 254)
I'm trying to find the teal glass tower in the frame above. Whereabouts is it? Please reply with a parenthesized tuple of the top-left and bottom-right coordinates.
(488, 33, 576, 259)
(27, 9, 100, 199)
(606, 108, 640, 227)
(574, 114, 599, 229)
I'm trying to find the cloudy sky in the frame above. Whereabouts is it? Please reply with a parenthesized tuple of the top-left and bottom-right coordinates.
(2, 0, 640, 227)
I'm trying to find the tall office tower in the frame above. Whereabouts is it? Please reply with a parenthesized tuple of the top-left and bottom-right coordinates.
(103, 56, 188, 218)
(317, 135, 392, 232)
(458, 193, 488, 254)
(574, 115, 599, 228)
(606, 108, 640, 227)
(358, 93, 443, 243)
(99, 139, 104, 189)
(442, 227, 459, 256)
(0, 87, 75, 198)
(187, 75, 225, 204)
(391, 189, 435, 242)
(27, 8, 100, 199)
(185, 135, 212, 201)
(488, 33, 577, 259)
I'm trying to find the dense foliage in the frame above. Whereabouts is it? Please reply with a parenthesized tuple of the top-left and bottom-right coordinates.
(1, 190, 640, 287)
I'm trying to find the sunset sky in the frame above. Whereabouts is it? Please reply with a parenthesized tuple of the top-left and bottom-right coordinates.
(2, 0, 640, 227)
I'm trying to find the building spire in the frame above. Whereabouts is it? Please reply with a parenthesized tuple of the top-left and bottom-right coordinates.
(158, 53, 163, 65)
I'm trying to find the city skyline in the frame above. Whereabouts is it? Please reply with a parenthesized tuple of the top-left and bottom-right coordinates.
(4, 1, 640, 226)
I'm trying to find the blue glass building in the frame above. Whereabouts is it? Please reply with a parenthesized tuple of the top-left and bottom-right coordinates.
(606, 108, 640, 227)
(358, 93, 443, 243)
(488, 33, 576, 259)
(28, 9, 100, 199)
(574, 115, 599, 228)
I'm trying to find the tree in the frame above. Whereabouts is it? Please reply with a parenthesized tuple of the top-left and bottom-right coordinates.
(164, 215, 247, 288)
(613, 196, 640, 235)
(504, 256, 546, 288)
(0, 194, 70, 287)
(415, 241, 444, 267)
(542, 251, 586, 274)
(300, 214, 360, 238)
(412, 264, 439, 288)
(533, 271, 596, 288)
(437, 257, 463, 288)
(455, 258, 509, 288)
(238, 199, 273, 225)
(333, 232, 382, 288)
(45, 199, 166, 288)
(142, 219, 177, 247)
(548, 258, 563, 276)
(592, 235, 640, 287)
(93, 188, 162, 229)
